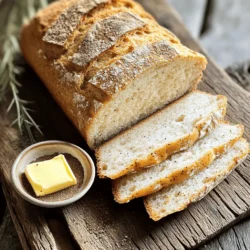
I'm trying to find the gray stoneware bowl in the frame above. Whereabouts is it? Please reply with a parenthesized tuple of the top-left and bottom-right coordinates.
(11, 140, 95, 208)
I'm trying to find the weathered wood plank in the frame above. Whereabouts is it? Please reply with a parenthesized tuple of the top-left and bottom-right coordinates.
(166, 0, 207, 38)
(202, 220, 250, 250)
(0, 184, 6, 225)
(1, 0, 250, 250)
(0, 122, 57, 250)
(0, 210, 22, 250)
(199, 57, 250, 250)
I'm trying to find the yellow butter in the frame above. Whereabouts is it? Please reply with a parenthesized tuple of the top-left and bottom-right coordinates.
(25, 154, 77, 197)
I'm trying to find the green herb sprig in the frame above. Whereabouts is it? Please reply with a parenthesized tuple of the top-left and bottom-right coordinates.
(0, 0, 50, 142)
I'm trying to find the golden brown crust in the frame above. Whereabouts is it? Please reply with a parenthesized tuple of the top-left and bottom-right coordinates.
(36, 0, 76, 28)
(21, 0, 207, 149)
(70, 11, 146, 68)
(21, 24, 91, 140)
(38, 0, 154, 60)
(87, 40, 178, 96)
(38, 0, 115, 59)
(96, 92, 227, 179)
(61, 0, 156, 60)
(82, 24, 180, 83)
(43, 0, 110, 47)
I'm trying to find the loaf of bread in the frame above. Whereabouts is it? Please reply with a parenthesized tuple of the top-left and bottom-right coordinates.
(96, 91, 227, 179)
(113, 122, 244, 203)
(145, 138, 249, 221)
(21, 0, 207, 149)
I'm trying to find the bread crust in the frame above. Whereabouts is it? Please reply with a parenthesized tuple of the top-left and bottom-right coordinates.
(96, 91, 227, 179)
(112, 123, 244, 203)
(21, 0, 207, 149)
(43, 0, 110, 47)
(38, 0, 111, 59)
(70, 11, 146, 67)
(144, 138, 249, 221)
(88, 40, 178, 96)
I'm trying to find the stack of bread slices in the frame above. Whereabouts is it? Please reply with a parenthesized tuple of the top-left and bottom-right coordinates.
(20, 0, 249, 221)
(96, 90, 249, 220)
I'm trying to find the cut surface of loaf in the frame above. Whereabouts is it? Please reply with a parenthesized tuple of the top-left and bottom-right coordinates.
(96, 91, 227, 179)
(85, 42, 206, 148)
(113, 122, 244, 203)
(21, 0, 207, 149)
(144, 138, 249, 221)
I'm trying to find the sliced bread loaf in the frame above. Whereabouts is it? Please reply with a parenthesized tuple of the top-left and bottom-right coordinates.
(21, 0, 207, 149)
(112, 122, 244, 203)
(96, 91, 227, 179)
(144, 138, 249, 221)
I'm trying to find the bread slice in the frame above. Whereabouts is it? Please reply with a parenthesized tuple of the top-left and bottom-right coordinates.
(21, 0, 207, 149)
(144, 138, 249, 221)
(96, 91, 227, 179)
(113, 122, 244, 203)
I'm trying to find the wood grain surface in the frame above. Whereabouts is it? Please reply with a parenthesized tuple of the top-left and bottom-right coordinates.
(201, 218, 250, 250)
(0, 0, 250, 249)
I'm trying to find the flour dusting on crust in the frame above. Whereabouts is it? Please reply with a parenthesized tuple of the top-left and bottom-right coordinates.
(43, 0, 109, 46)
(53, 61, 82, 84)
(71, 12, 146, 67)
(88, 40, 178, 95)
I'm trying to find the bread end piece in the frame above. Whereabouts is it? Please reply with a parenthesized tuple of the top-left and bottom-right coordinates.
(144, 138, 249, 221)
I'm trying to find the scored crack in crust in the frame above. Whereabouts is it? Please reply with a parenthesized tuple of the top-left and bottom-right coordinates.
(43, 0, 110, 46)
(39, 0, 155, 60)
(87, 40, 178, 95)
(82, 24, 180, 83)
(70, 12, 147, 67)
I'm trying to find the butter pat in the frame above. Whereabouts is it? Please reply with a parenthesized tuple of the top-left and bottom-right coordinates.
(25, 154, 77, 197)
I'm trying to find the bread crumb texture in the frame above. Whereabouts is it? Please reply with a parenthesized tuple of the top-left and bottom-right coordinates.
(144, 138, 249, 221)
(112, 122, 244, 203)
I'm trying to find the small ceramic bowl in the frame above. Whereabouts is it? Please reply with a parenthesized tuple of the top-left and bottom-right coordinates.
(11, 140, 95, 208)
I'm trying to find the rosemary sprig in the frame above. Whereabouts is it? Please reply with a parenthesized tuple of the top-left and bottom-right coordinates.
(0, 0, 49, 142)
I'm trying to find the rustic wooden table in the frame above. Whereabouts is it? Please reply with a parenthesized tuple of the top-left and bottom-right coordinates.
(1, 0, 250, 249)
